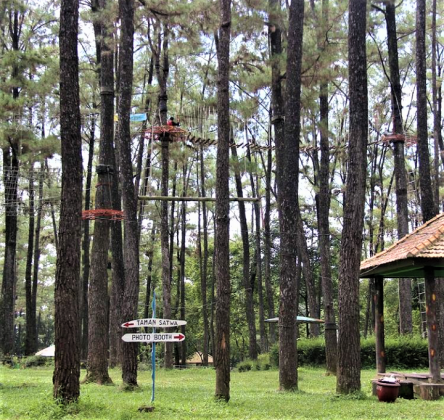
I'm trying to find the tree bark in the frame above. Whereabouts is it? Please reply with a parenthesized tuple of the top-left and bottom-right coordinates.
(84, 0, 114, 384)
(277, 0, 304, 391)
(431, 0, 443, 208)
(1, 5, 21, 358)
(336, 0, 367, 394)
(296, 209, 320, 337)
(317, 76, 338, 375)
(109, 155, 125, 368)
(109, 40, 125, 366)
(316, 0, 337, 369)
(199, 146, 210, 365)
(31, 167, 44, 352)
(384, 1, 412, 334)
(214, 0, 231, 401)
(264, 146, 275, 344)
(118, 0, 139, 388)
(374, 276, 386, 373)
(416, 0, 435, 223)
(81, 132, 94, 361)
(152, 21, 173, 369)
(25, 165, 35, 356)
(179, 165, 187, 365)
(424, 267, 441, 383)
(231, 143, 257, 360)
(210, 216, 216, 359)
(266, 0, 282, 347)
(53, 0, 82, 402)
(247, 146, 266, 352)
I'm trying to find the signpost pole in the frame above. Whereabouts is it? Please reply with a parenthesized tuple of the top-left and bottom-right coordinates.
(151, 292, 156, 403)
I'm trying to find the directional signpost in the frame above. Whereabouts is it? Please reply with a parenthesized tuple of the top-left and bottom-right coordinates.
(121, 291, 186, 408)
(122, 333, 185, 342)
(121, 318, 186, 328)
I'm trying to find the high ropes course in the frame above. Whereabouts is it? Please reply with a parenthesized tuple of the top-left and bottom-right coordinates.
(0, 111, 419, 219)
(142, 122, 418, 154)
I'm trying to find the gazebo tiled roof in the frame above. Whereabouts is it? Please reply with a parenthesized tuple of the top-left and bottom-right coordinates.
(360, 213, 444, 278)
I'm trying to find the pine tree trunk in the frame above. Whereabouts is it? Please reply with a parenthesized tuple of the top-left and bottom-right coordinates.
(336, 0, 367, 394)
(431, 0, 444, 369)
(247, 148, 267, 352)
(416, 0, 436, 223)
(431, 0, 442, 205)
(161, 141, 173, 368)
(296, 209, 320, 337)
(53, 0, 82, 402)
(199, 146, 210, 365)
(384, 1, 412, 334)
(31, 168, 44, 352)
(215, 0, 231, 401)
(266, 0, 282, 347)
(210, 218, 216, 359)
(80, 2, 100, 363)
(118, 0, 139, 388)
(277, 0, 304, 391)
(81, 134, 94, 361)
(263, 147, 275, 344)
(25, 165, 35, 356)
(152, 22, 174, 369)
(1, 7, 21, 358)
(109, 35, 125, 366)
(316, 102, 337, 366)
(231, 144, 257, 360)
(144, 225, 156, 319)
(179, 166, 187, 365)
(109, 182, 125, 368)
(45, 159, 59, 251)
(84, 0, 114, 383)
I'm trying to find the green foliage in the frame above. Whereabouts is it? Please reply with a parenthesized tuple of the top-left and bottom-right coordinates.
(270, 336, 429, 369)
(270, 343, 279, 368)
(362, 336, 429, 370)
(236, 354, 271, 372)
(21, 355, 49, 368)
(236, 360, 252, 372)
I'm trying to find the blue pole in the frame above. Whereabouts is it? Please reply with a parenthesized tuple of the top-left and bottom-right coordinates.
(151, 291, 156, 403)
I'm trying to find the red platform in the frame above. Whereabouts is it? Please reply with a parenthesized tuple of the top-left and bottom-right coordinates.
(82, 209, 125, 221)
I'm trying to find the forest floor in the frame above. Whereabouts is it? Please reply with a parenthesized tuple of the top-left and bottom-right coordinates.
(0, 365, 443, 419)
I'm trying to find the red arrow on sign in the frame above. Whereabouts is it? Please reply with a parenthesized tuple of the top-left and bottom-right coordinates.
(174, 334, 185, 341)
(123, 322, 135, 328)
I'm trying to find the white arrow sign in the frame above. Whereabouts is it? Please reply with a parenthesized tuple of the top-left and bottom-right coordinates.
(122, 333, 185, 343)
(121, 318, 187, 328)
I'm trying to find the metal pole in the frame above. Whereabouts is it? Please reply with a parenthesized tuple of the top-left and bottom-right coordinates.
(151, 292, 156, 402)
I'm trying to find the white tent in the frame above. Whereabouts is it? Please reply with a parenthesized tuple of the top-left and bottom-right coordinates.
(35, 344, 55, 357)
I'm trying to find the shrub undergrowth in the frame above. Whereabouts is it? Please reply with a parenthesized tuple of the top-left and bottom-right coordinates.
(269, 335, 429, 369)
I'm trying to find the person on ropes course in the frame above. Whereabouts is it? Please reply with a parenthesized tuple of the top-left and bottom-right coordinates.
(167, 116, 180, 127)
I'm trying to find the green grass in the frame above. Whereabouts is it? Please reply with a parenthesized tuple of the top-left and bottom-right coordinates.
(0, 366, 443, 419)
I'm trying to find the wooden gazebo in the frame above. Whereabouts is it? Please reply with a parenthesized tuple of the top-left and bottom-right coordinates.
(360, 213, 444, 398)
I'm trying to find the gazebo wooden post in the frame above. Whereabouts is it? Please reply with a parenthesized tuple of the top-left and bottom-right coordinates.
(374, 275, 386, 373)
(424, 266, 441, 383)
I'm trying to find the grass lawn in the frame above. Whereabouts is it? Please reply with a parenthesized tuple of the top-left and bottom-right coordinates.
(0, 366, 443, 419)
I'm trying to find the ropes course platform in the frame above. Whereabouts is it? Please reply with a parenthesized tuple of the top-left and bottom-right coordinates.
(381, 133, 417, 146)
(82, 209, 125, 221)
(144, 125, 188, 139)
